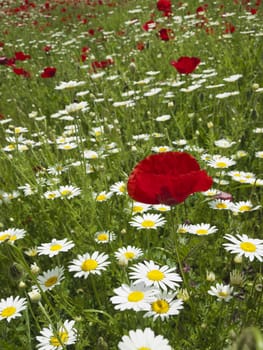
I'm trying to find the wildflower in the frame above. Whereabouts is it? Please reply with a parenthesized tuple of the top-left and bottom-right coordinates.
(208, 283, 233, 302)
(110, 282, 156, 311)
(55, 80, 85, 90)
(207, 155, 236, 169)
(223, 234, 263, 262)
(40, 67, 56, 78)
(94, 231, 116, 244)
(28, 289, 41, 303)
(58, 185, 81, 199)
(208, 199, 233, 210)
(177, 224, 191, 234)
(43, 190, 61, 200)
(255, 151, 263, 159)
(114, 246, 143, 264)
(156, 115, 171, 122)
(37, 266, 64, 292)
(171, 57, 201, 75)
(129, 260, 182, 291)
(214, 139, 236, 148)
(127, 152, 212, 205)
(36, 320, 77, 349)
(230, 201, 261, 213)
(118, 327, 172, 350)
(157, 0, 172, 16)
(129, 213, 166, 230)
(110, 181, 126, 196)
(0, 296, 27, 322)
(68, 251, 110, 279)
(177, 288, 190, 302)
(130, 202, 151, 215)
(144, 291, 184, 320)
(188, 223, 218, 236)
(25, 247, 38, 257)
(206, 271, 216, 282)
(37, 238, 75, 257)
(152, 204, 171, 212)
(230, 270, 246, 287)
(0, 228, 26, 244)
(215, 91, 240, 99)
(95, 191, 112, 202)
(151, 146, 173, 153)
(57, 142, 78, 150)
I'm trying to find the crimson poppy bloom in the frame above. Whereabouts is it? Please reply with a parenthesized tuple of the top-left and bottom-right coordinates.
(159, 28, 174, 41)
(14, 51, 31, 61)
(127, 152, 213, 205)
(40, 66, 56, 78)
(170, 56, 201, 74)
(157, 0, 172, 15)
(13, 67, 31, 78)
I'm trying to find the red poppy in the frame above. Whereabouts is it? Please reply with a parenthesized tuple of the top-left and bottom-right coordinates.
(170, 56, 201, 74)
(159, 28, 174, 41)
(142, 20, 156, 31)
(14, 51, 31, 61)
(157, 0, 172, 15)
(13, 67, 31, 78)
(40, 66, 56, 78)
(127, 152, 212, 205)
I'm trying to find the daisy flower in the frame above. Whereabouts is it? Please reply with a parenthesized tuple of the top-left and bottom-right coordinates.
(151, 146, 173, 153)
(144, 291, 184, 321)
(0, 296, 27, 322)
(43, 190, 61, 200)
(57, 142, 78, 150)
(129, 213, 166, 230)
(230, 200, 261, 213)
(94, 231, 116, 244)
(36, 319, 77, 350)
(129, 260, 182, 291)
(94, 191, 112, 202)
(223, 234, 263, 262)
(208, 283, 233, 302)
(58, 185, 81, 199)
(118, 328, 172, 350)
(0, 228, 26, 244)
(110, 282, 156, 311)
(110, 181, 126, 195)
(37, 266, 64, 291)
(68, 251, 110, 279)
(55, 80, 85, 90)
(188, 223, 218, 236)
(114, 246, 143, 264)
(208, 199, 233, 210)
(214, 139, 236, 148)
(177, 224, 191, 234)
(37, 238, 75, 257)
(201, 188, 220, 197)
(207, 155, 236, 169)
(130, 201, 152, 215)
(152, 204, 171, 212)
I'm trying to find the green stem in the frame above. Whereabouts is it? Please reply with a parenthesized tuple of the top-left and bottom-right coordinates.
(90, 275, 102, 308)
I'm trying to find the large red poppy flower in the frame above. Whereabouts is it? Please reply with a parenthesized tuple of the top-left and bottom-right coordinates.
(170, 56, 201, 74)
(127, 152, 213, 205)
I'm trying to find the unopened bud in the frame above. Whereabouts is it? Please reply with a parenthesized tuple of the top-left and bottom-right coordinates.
(30, 262, 40, 275)
(96, 336, 108, 350)
(234, 255, 243, 264)
(206, 271, 216, 282)
(177, 288, 190, 302)
(9, 263, 24, 281)
(129, 62, 136, 74)
(28, 289, 41, 303)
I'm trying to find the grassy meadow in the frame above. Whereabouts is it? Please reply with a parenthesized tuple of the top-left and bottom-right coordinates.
(0, 0, 263, 349)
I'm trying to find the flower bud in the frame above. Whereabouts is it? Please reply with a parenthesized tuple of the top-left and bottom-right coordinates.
(28, 289, 41, 303)
(234, 255, 243, 264)
(206, 270, 216, 282)
(30, 262, 40, 275)
(129, 62, 136, 74)
(177, 288, 190, 302)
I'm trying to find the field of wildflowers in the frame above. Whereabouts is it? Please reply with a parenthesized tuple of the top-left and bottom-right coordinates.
(0, 0, 263, 349)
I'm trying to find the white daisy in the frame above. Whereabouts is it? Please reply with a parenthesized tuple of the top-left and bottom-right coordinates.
(201, 188, 220, 197)
(37, 266, 64, 292)
(214, 139, 236, 148)
(94, 231, 116, 244)
(58, 185, 81, 199)
(177, 224, 191, 234)
(156, 115, 171, 122)
(36, 319, 77, 350)
(37, 238, 75, 257)
(55, 80, 85, 90)
(144, 291, 184, 320)
(151, 146, 173, 153)
(68, 251, 110, 279)
(208, 199, 233, 210)
(188, 223, 218, 236)
(110, 282, 156, 311)
(0, 296, 27, 322)
(130, 201, 152, 215)
(152, 204, 171, 212)
(57, 142, 78, 150)
(208, 283, 233, 302)
(255, 151, 263, 159)
(0, 228, 26, 244)
(230, 200, 261, 213)
(118, 328, 172, 350)
(223, 234, 263, 262)
(129, 214, 166, 230)
(110, 181, 126, 196)
(114, 246, 143, 264)
(94, 191, 112, 202)
(207, 155, 236, 169)
(129, 260, 182, 291)
(43, 190, 61, 200)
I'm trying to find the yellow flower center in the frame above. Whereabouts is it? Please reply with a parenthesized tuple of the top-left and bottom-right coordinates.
(124, 252, 135, 259)
(157, 207, 168, 211)
(159, 147, 167, 152)
(147, 269, 164, 281)
(218, 291, 228, 297)
(152, 299, 169, 314)
(1, 306, 16, 318)
(7, 144, 15, 150)
(133, 206, 143, 213)
(196, 229, 208, 235)
(96, 194, 106, 201)
(141, 220, 155, 228)
(216, 203, 227, 209)
(81, 259, 98, 271)
(216, 161, 227, 168)
(128, 291, 144, 302)
(138, 348, 151, 350)
(239, 205, 251, 212)
(240, 241, 256, 252)
(44, 276, 58, 288)
(9, 235, 17, 242)
(97, 233, 108, 241)
(178, 228, 187, 234)
(0, 233, 10, 241)
(48, 193, 56, 199)
(50, 331, 69, 346)
(118, 185, 125, 193)
(95, 131, 102, 137)
(50, 244, 62, 251)
(63, 145, 73, 150)
(60, 190, 71, 196)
